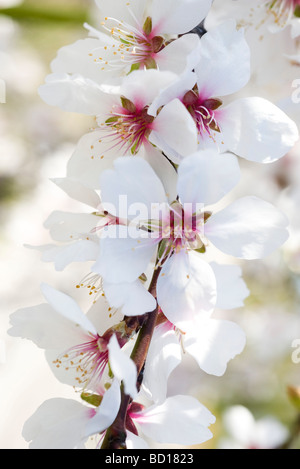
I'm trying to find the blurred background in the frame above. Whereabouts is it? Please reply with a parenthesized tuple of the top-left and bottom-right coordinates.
(0, 0, 299, 449)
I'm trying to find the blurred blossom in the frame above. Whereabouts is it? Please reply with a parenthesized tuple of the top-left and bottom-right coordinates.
(0, 0, 23, 8)
(218, 405, 289, 449)
(0, 0, 300, 450)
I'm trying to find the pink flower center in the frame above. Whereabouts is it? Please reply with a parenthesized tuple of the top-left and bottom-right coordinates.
(126, 402, 146, 435)
(102, 99, 155, 154)
(53, 334, 109, 390)
(267, 0, 300, 24)
(93, 16, 165, 71)
(243, 0, 300, 29)
(182, 90, 222, 139)
(146, 202, 208, 266)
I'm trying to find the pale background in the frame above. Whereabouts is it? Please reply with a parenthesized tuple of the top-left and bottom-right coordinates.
(0, 0, 299, 449)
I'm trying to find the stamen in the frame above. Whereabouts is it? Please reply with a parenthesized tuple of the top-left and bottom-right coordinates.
(99, 102, 155, 155)
(53, 334, 109, 391)
(88, 14, 164, 73)
(182, 90, 222, 140)
(76, 273, 103, 304)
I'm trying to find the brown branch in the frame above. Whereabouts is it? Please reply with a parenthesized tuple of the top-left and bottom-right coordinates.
(101, 267, 162, 449)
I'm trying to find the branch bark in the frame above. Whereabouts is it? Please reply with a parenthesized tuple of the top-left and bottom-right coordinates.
(101, 267, 161, 449)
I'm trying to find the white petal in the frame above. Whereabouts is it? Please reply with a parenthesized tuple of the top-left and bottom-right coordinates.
(108, 335, 137, 398)
(157, 250, 217, 329)
(67, 130, 117, 190)
(254, 417, 289, 449)
(177, 150, 240, 207)
(184, 318, 246, 376)
(50, 38, 111, 85)
(151, 0, 212, 35)
(156, 34, 201, 74)
(95, 0, 147, 27)
(51, 177, 100, 209)
(120, 69, 178, 109)
(44, 211, 98, 243)
(40, 284, 97, 336)
(23, 399, 91, 449)
(205, 196, 289, 260)
(149, 99, 198, 162)
(93, 225, 157, 284)
(142, 144, 178, 203)
(100, 156, 168, 219)
(219, 98, 299, 163)
(41, 240, 99, 271)
(210, 263, 249, 310)
(137, 395, 215, 445)
(85, 380, 121, 437)
(126, 431, 150, 449)
(148, 70, 197, 117)
(86, 295, 123, 336)
(195, 20, 250, 97)
(143, 324, 181, 403)
(38, 73, 107, 115)
(223, 406, 256, 446)
(102, 280, 156, 317)
(8, 304, 87, 351)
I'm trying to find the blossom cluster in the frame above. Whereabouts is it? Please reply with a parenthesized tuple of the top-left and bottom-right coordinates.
(8, 0, 300, 449)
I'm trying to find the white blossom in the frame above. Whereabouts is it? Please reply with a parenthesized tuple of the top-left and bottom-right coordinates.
(94, 153, 288, 329)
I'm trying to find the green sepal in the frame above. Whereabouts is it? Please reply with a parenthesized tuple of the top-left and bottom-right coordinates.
(195, 245, 206, 254)
(128, 63, 141, 74)
(203, 211, 212, 223)
(105, 116, 118, 124)
(120, 96, 136, 113)
(145, 57, 157, 69)
(202, 98, 223, 111)
(143, 16, 152, 35)
(81, 392, 103, 407)
(139, 273, 147, 282)
(295, 6, 300, 17)
(152, 36, 164, 53)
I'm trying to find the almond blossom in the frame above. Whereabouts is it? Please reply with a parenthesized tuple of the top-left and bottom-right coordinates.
(7, 0, 300, 451)
(23, 389, 216, 449)
(218, 406, 289, 450)
(142, 318, 246, 405)
(207, 0, 300, 36)
(44, 0, 212, 86)
(8, 284, 140, 391)
(39, 68, 197, 170)
(148, 20, 299, 163)
(21, 330, 215, 449)
(93, 152, 289, 330)
(22, 337, 137, 449)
